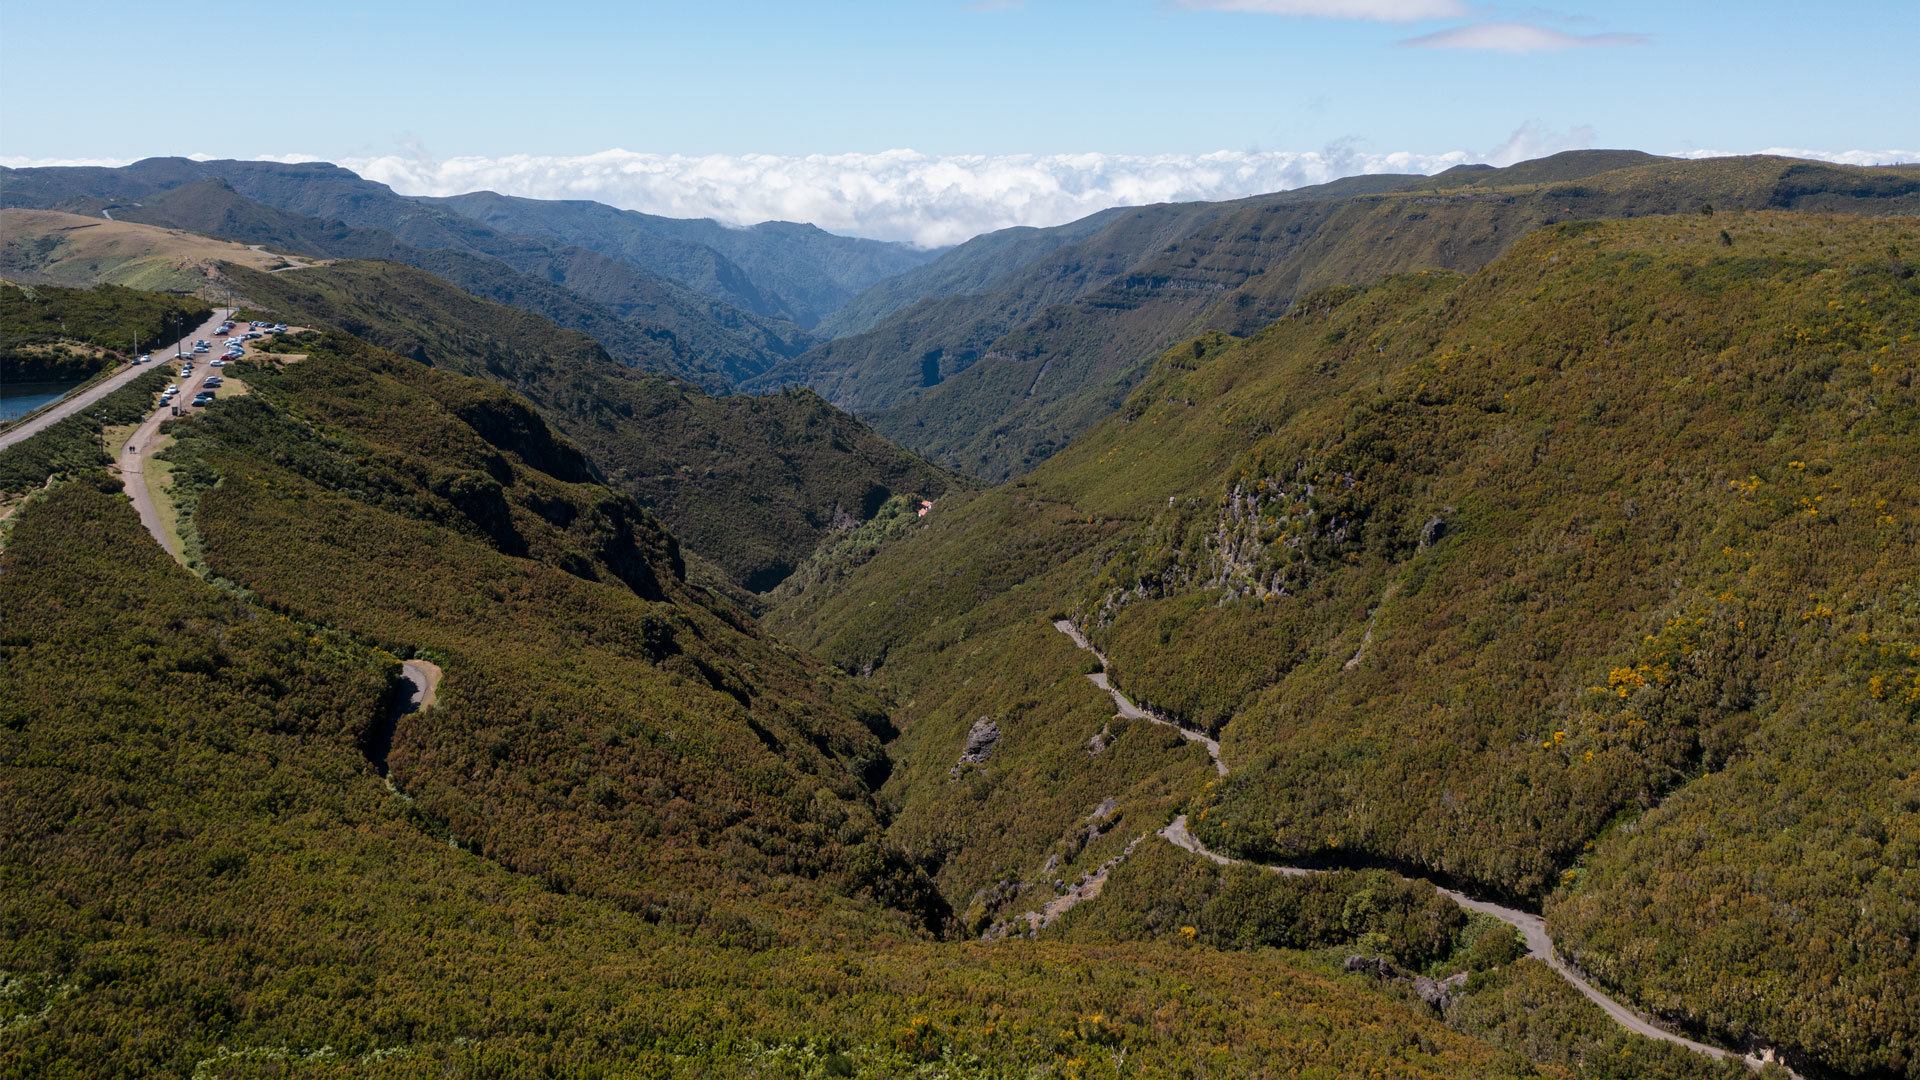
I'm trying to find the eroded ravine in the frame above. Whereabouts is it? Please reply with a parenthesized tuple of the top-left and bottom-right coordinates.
(1052, 619, 1796, 1077)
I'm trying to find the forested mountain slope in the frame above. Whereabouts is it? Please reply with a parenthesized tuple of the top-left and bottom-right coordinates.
(426, 190, 934, 329)
(5, 308, 1585, 1080)
(759, 154, 1920, 482)
(0, 156, 927, 344)
(222, 260, 959, 591)
(816, 173, 1439, 343)
(40, 177, 812, 389)
(745, 171, 1444, 409)
(769, 211, 1920, 1078)
(814, 207, 1136, 337)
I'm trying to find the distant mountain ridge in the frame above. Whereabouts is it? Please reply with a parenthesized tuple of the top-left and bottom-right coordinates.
(426, 190, 935, 329)
(3, 165, 819, 389)
(754, 151, 1920, 480)
(0, 157, 931, 332)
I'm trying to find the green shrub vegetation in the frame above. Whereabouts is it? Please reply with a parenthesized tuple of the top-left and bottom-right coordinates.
(7, 165, 1916, 1079)
(222, 261, 963, 590)
(1, 282, 209, 379)
(0, 367, 168, 496)
(1049, 844, 1749, 1080)
(2, 357, 1550, 1080)
(771, 212, 1920, 1077)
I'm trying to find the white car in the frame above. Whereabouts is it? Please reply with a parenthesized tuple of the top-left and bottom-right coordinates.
(210, 359, 227, 367)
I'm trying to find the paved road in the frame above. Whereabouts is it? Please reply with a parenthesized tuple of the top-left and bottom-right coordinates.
(0, 307, 232, 453)
(113, 334, 263, 556)
(1052, 618, 1796, 1076)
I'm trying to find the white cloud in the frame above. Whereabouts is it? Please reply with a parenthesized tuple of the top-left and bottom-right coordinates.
(1174, 0, 1467, 20)
(1399, 21, 1649, 52)
(0, 155, 140, 168)
(1674, 147, 1920, 167)
(5, 146, 1914, 248)
(329, 148, 1481, 247)
(1484, 122, 1597, 166)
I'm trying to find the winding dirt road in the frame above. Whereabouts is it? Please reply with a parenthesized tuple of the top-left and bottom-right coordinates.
(116, 408, 178, 558)
(400, 659, 442, 711)
(114, 339, 261, 557)
(1051, 619, 1794, 1076)
(249, 245, 316, 273)
(1054, 619, 1225, 775)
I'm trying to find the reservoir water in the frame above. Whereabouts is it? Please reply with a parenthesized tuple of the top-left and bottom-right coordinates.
(0, 381, 82, 423)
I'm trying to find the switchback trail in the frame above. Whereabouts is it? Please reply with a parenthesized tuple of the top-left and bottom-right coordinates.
(1051, 619, 1795, 1077)
(1053, 619, 1225, 775)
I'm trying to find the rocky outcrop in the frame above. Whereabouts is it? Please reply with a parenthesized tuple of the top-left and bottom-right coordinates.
(1413, 972, 1470, 1009)
(949, 717, 1001, 778)
(1343, 955, 1468, 1010)
(1088, 721, 1112, 754)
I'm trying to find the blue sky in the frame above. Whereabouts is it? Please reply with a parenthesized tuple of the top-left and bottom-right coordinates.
(2, 0, 1914, 243)
(3, 0, 1912, 160)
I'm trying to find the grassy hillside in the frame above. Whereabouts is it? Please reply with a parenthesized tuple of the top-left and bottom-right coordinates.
(3, 157, 915, 345)
(768, 211, 1920, 1077)
(0, 209, 289, 295)
(222, 260, 960, 591)
(3, 353, 1560, 1080)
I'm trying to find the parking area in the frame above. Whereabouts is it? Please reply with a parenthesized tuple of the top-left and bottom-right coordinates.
(155, 317, 289, 415)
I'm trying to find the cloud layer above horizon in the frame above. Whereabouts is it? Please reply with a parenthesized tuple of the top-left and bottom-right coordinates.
(4, 143, 1914, 248)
